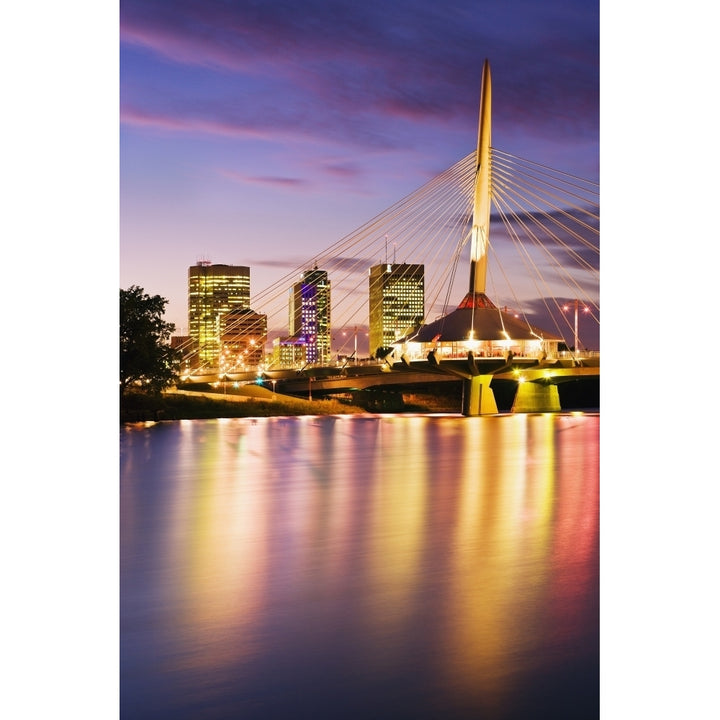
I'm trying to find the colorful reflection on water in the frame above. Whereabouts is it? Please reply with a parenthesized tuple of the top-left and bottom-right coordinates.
(120, 413, 599, 719)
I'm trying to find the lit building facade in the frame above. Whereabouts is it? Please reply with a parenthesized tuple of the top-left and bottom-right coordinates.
(368, 263, 424, 357)
(289, 267, 331, 364)
(271, 337, 308, 369)
(188, 262, 250, 366)
(220, 307, 267, 370)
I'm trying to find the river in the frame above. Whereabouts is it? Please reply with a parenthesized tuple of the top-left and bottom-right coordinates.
(120, 412, 599, 719)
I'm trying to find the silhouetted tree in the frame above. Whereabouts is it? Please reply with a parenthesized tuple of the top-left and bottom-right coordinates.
(120, 285, 182, 396)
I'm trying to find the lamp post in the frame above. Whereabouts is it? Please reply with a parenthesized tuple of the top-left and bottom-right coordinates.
(342, 327, 359, 365)
(562, 300, 590, 353)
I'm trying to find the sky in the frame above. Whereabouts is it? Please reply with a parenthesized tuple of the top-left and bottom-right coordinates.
(119, 0, 600, 346)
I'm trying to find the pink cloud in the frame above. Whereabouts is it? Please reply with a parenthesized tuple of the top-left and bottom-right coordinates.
(217, 168, 309, 189)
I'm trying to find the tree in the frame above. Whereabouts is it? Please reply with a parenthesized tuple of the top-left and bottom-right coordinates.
(120, 285, 182, 396)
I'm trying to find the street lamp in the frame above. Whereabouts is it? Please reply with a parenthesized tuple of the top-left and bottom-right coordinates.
(341, 327, 359, 365)
(562, 300, 590, 354)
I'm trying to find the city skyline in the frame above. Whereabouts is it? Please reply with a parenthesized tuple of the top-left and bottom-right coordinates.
(120, 0, 600, 349)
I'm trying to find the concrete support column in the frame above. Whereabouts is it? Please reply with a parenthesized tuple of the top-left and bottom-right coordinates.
(511, 382, 561, 413)
(462, 375, 498, 416)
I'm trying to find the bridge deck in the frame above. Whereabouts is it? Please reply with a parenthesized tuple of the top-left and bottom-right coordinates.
(179, 357, 598, 398)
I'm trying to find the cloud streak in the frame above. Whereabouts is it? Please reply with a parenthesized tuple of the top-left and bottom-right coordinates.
(121, 0, 598, 155)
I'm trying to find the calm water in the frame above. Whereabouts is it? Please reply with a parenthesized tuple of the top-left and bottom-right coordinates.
(120, 413, 599, 719)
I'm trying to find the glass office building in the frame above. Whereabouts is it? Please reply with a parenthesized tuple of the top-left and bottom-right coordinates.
(289, 267, 331, 365)
(188, 262, 251, 366)
(368, 263, 424, 357)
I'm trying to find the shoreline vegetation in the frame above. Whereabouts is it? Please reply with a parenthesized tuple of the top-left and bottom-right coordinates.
(120, 384, 456, 423)
(121, 388, 362, 423)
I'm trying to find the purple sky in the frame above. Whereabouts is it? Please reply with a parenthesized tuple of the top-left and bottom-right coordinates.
(120, 0, 599, 346)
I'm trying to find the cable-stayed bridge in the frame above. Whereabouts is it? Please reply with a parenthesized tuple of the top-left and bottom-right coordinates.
(176, 61, 599, 415)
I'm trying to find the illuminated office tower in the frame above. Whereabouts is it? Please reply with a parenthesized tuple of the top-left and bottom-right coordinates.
(289, 267, 331, 364)
(368, 263, 424, 357)
(188, 261, 250, 366)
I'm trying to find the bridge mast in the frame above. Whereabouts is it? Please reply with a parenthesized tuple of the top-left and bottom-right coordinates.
(468, 59, 492, 296)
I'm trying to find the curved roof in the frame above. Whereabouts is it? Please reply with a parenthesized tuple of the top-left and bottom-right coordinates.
(406, 294, 562, 343)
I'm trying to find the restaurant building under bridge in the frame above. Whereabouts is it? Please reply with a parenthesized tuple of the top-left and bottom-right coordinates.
(393, 291, 562, 363)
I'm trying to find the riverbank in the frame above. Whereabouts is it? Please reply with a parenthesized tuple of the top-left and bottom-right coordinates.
(120, 386, 369, 423)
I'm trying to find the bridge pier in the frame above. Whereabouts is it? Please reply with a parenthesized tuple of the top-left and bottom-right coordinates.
(462, 376, 498, 416)
(511, 382, 561, 413)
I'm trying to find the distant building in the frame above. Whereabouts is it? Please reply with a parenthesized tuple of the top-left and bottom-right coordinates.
(271, 337, 307, 368)
(170, 335, 193, 373)
(289, 267, 331, 365)
(170, 335, 190, 350)
(187, 262, 250, 366)
(220, 307, 267, 369)
(368, 263, 424, 357)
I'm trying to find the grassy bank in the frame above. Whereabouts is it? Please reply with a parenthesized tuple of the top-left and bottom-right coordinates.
(120, 387, 367, 422)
